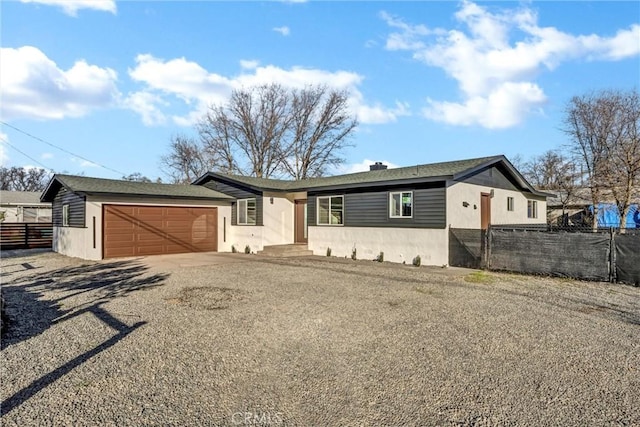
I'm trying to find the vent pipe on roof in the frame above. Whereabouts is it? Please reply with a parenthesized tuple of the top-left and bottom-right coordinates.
(369, 162, 388, 171)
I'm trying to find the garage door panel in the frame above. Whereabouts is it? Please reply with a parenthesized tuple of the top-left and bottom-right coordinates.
(103, 205, 217, 258)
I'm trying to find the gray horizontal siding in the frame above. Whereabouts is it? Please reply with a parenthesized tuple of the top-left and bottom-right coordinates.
(52, 187, 85, 228)
(201, 179, 259, 199)
(201, 178, 263, 226)
(308, 184, 446, 229)
(461, 166, 519, 191)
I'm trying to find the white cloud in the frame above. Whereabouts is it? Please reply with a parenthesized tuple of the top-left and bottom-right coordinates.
(126, 54, 405, 126)
(240, 59, 260, 70)
(423, 82, 546, 129)
(70, 157, 98, 168)
(0, 133, 9, 166)
(0, 46, 119, 121)
(273, 26, 291, 36)
(20, 0, 116, 16)
(338, 159, 400, 174)
(41, 152, 54, 159)
(383, 1, 640, 128)
(122, 91, 168, 126)
(355, 101, 410, 125)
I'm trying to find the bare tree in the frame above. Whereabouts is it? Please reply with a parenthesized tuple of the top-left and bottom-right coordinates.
(605, 90, 640, 230)
(0, 167, 51, 191)
(161, 83, 357, 182)
(160, 134, 215, 184)
(281, 86, 357, 179)
(122, 172, 160, 183)
(198, 84, 290, 178)
(564, 89, 640, 230)
(522, 150, 580, 225)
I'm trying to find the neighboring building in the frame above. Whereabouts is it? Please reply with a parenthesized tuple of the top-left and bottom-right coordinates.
(41, 155, 550, 264)
(0, 191, 52, 223)
(547, 188, 640, 228)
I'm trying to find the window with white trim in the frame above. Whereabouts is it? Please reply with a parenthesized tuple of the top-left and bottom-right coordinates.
(389, 191, 413, 218)
(237, 198, 256, 225)
(317, 196, 344, 225)
(62, 204, 70, 226)
(527, 200, 538, 218)
(507, 197, 514, 212)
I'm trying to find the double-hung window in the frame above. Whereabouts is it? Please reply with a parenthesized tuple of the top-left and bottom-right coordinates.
(62, 204, 70, 227)
(507, 197, 514, 212)
(527, 200, 538, 218)
(237, 198, 257, 225)
(317, 196, 344, 225)
(389, 191, 413, 218)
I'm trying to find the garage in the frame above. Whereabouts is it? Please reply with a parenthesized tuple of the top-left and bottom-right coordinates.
(103, 204, 218, 258)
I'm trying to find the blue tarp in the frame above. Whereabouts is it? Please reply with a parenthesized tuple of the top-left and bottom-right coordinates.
(591, 204, 640, 228)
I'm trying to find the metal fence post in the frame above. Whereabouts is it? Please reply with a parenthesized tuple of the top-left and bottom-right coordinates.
(484, 225, 491, 270)
(609, 227, 616, 283)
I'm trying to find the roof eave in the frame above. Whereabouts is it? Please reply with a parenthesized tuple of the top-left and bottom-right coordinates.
(81, 190, 233, 201)
(301, 176, 450, 192)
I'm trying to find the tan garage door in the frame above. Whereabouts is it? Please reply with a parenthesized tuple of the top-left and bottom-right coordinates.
(103, 205, 217, 258)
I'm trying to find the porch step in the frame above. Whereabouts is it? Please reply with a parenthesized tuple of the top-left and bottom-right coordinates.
(257, 244, 313, 258)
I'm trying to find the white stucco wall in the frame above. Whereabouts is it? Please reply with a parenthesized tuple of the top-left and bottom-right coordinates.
(446, 181, 547, 229)
(308, 226, 448, 266)
(53, 197, 232, 260)
(228, 194, 295, 253)
(53, 225, 90, 259)
(0, 205, 51, 223)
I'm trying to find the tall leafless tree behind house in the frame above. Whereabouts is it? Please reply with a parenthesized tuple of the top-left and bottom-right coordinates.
(522, 150, 580, 225)
(160, 134, 215, 184)
(198, 84, 290, 178)
(563, 89, 640, 230)
(281, 86, 357, 179)
(161, 84, 357, 182)
(0, 167, 51, 191)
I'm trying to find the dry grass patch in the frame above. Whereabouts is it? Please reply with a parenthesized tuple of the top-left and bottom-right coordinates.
(464, 271, 495, 284)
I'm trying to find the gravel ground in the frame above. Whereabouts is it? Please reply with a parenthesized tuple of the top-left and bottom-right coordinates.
(1, 250, 639, 426)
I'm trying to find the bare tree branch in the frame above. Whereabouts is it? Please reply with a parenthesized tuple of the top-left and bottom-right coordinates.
(563, 89, 640, 230)
(0, 167, 51, 191)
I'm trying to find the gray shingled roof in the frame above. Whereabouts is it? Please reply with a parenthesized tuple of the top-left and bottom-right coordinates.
(42, 174, 233, 202)
(205, 155, 507, 191)
(0, 191, 50, 205)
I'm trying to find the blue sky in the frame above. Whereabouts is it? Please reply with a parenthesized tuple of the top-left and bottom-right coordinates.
(1, 0, 639, 181)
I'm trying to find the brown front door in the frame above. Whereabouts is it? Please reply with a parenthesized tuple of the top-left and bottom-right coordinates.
(103, 205, 217, 258)
(294, 200, 308, 244)
(480, 193, 491, 230)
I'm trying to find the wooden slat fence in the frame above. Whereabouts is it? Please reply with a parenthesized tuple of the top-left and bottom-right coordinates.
(0, 223, 53, 250)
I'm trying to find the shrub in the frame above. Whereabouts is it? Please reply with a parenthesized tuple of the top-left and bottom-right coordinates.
(244, 245, 251, 254)
(376, 251, 384, 262)
(231, 245, 237, 253)
(412, 255, 421, 267)
(326, 247, 332, 257)
(351, 247, 357, 260)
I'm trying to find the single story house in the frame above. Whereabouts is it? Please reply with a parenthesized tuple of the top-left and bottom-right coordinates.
(0, 191, 52, 223)
(41, 155, 550, 265)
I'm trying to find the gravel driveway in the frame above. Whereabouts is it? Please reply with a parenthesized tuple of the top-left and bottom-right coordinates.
(1, 251, 639, 426)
